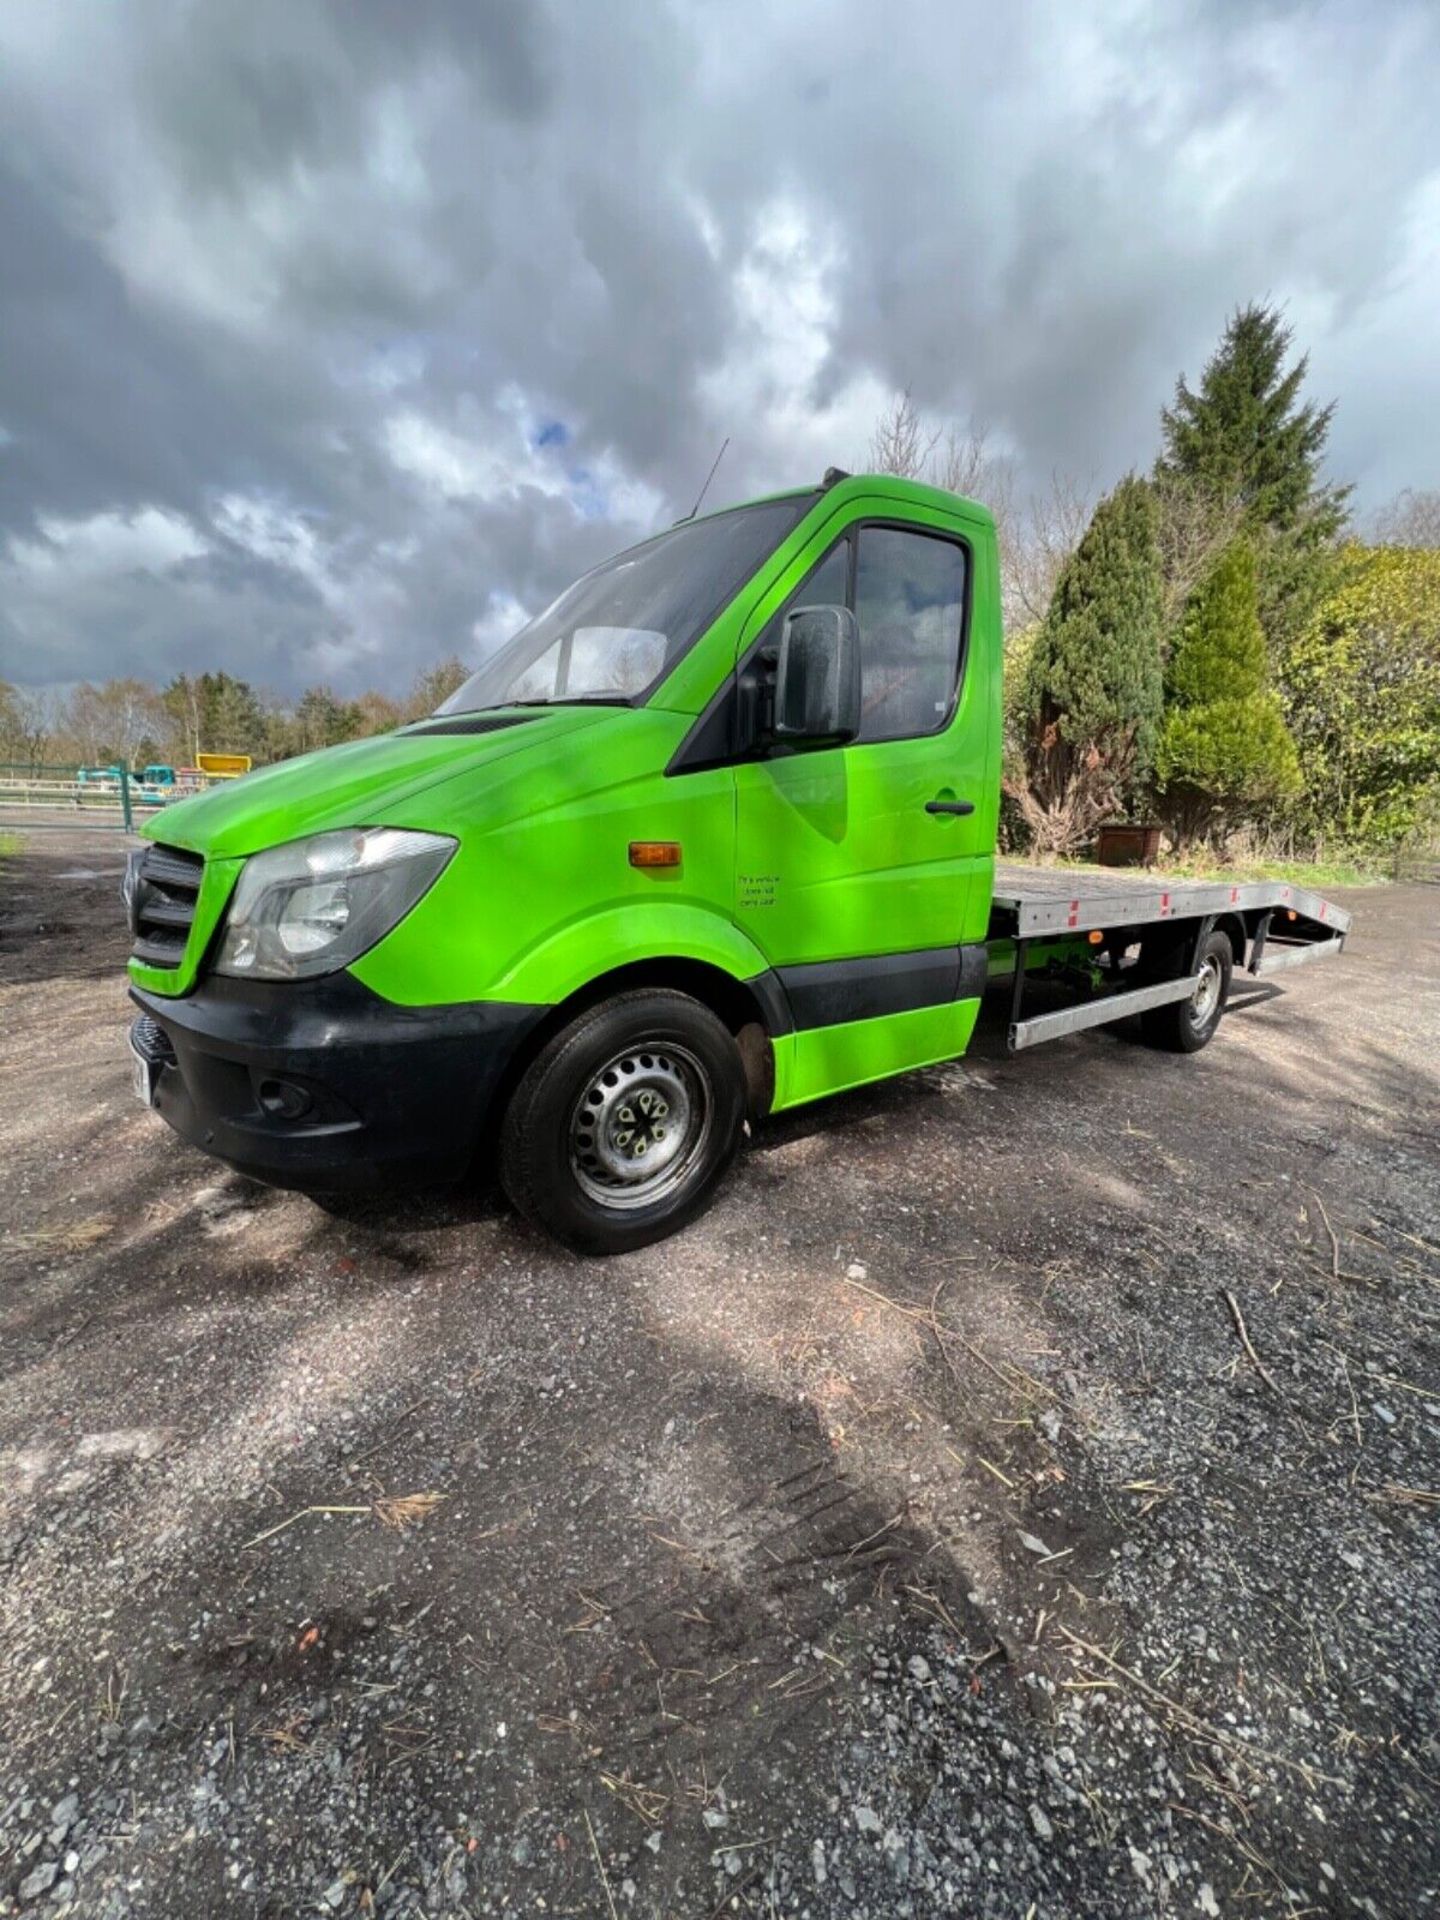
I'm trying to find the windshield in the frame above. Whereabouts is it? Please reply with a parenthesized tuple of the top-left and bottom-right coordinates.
(438, 494, 812, 715)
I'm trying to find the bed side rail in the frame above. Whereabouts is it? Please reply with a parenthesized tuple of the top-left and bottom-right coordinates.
(995, 872, 1353, 941)
(1009, 971, 1204, 1052)
(1249, 928, 1348, 976)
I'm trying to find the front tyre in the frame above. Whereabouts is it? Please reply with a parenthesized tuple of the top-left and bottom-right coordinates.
(1140, 928, 1233, 1053)
(499, 989, 747, 1254)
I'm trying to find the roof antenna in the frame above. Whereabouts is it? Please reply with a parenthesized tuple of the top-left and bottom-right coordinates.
(681, 437, 729, 522)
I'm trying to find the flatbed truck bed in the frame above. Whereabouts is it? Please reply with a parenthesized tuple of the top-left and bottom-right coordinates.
(989, 863, 1352, 1052)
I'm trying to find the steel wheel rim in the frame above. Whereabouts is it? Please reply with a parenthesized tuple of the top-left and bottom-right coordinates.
(1191, 954, 1222, 1024)
(569, 1042, 713, 1211)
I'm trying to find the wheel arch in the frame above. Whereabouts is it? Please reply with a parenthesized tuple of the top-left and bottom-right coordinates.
(1135, 911, 1248, 974)
(490, 956, 785, 1140)
(1214, 912, 1248, 971)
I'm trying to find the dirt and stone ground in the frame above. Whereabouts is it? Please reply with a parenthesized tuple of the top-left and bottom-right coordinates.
(1, 825, 1437, 1920)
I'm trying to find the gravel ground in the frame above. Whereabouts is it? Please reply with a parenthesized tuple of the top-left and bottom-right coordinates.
(1, 825, 1437, 1920)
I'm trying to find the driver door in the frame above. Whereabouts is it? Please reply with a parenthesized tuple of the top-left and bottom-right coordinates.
(733, 512, 992, 1103)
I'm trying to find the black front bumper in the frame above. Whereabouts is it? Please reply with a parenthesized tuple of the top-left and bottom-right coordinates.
(129, 974, 547, 1192)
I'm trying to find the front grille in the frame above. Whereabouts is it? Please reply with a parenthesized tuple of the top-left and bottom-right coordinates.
(130, 843, 204, 969)
(130, 1013, 177, 1066)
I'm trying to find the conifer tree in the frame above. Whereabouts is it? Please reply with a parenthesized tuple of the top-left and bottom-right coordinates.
(1158, 304, 1350, 665)
(1155, 540, 1300, 847)
(1157, 304, 1348, 540)
(1013, 476, 1164, 854)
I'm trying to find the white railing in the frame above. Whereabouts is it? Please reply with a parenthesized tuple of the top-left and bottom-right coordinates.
(0, 776, 208, 815)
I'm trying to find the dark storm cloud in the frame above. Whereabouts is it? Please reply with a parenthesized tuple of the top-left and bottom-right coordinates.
(0, 0, 1436, 695)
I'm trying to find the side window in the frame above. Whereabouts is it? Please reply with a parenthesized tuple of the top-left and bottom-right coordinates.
(760, 536, 850, 645)
(852, 527, 967, 743)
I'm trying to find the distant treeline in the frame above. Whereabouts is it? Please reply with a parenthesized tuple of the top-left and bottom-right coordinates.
(0, 659, 470, 776)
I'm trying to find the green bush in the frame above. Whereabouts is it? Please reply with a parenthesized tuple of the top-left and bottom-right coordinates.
(1155, 540, 1301, 845)
(1282, 544, 1440, 848)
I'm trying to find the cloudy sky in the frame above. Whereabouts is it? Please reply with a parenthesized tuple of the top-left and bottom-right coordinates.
(1, 0, 1437, 699)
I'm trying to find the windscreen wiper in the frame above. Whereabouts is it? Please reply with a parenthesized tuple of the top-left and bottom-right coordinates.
(425, 695, 635, 722)
(498, 696, 635, 709)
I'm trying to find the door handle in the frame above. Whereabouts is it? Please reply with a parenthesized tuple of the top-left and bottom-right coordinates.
(925, 798, 975, 816)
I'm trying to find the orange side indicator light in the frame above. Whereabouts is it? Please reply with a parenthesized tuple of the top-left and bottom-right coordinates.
(629, 841, 682, 869)
(1088, 929, 1104, 944)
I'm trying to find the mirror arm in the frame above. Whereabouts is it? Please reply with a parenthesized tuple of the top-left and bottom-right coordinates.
(757, 648, 777, 743)
(737, 647, 778, 753)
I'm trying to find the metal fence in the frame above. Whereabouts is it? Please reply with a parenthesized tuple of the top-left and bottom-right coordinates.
(0, 764, 218, 832)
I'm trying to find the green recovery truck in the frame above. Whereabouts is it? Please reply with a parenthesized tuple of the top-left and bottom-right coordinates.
(124, 472, 1351, 1252)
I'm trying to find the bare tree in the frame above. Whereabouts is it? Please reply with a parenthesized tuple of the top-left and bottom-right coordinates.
(354, 689, 403, 735)
(11, 687, 60, 773)
(1001, 471, 1095, 630)
(62, 679, 166, 767)
(866, 392, 1098, 637)
(867, 389, 940, 479)
(403, 656, 471, 722)
(1372, 487, 1440, 549)
(932, 423, 995, 500)
(867, 389, 1002, 499)
(163, 674, 205, 764)
(1150, 473, 1245, 627)
(60, 683, 97, 764)
(0, 681, 20, 766)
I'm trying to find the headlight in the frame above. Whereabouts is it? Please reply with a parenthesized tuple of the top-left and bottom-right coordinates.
(214, 828, 456, 981)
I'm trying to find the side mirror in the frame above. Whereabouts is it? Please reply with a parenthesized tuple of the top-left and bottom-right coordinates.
(773, 605, 861, 746)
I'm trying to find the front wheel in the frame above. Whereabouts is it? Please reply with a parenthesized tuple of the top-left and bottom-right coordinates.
(499, 989, 747, 1254)
(1140, 928, 1233, 1053)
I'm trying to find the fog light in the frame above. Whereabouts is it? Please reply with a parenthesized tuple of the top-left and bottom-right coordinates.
(257, 1078, 313, 1121)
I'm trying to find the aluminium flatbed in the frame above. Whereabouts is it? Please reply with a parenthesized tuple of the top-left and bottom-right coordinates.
(988, 863, 1352, 1052)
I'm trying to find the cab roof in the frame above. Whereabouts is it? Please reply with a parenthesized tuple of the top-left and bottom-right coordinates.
(686, 468, 996, 532)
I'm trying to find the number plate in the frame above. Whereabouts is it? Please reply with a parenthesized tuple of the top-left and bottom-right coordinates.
(129, 1037, 160, 1108)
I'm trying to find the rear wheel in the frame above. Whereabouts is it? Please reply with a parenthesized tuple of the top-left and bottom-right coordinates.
(1140, 928, 1233, 1053)
(499, 989, 747, 1254)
